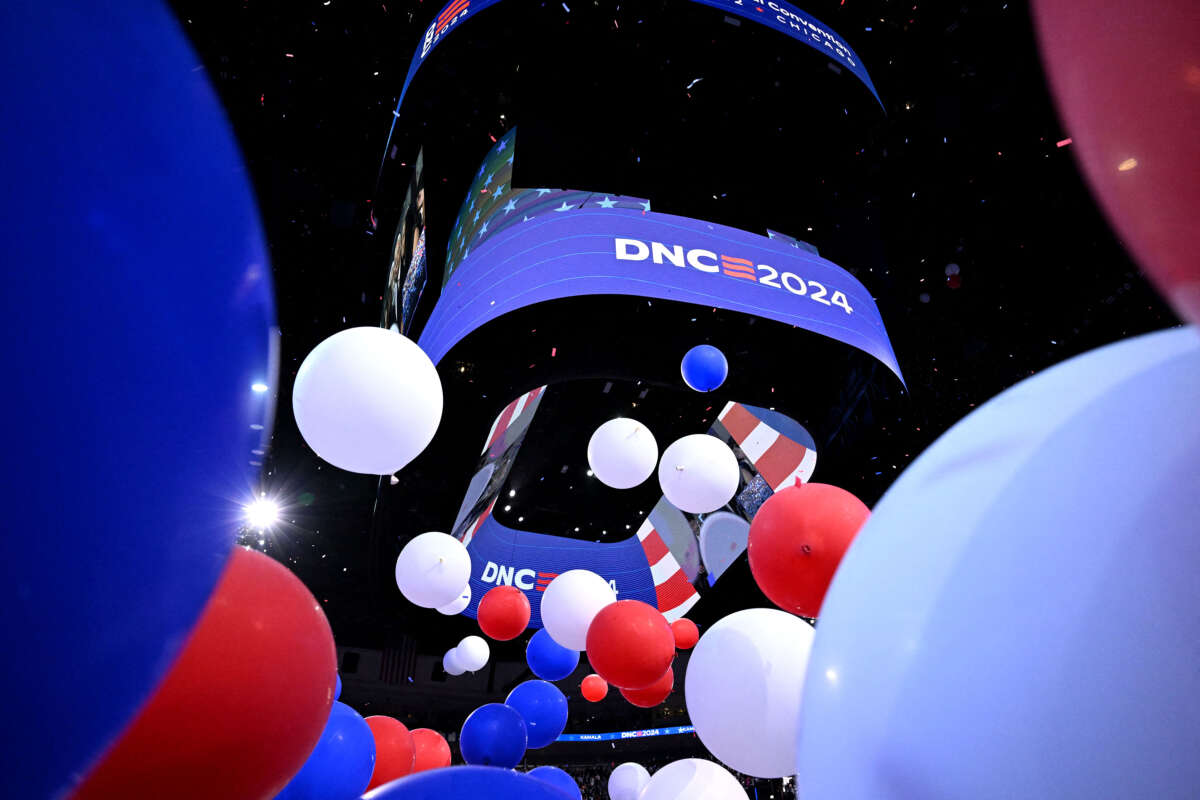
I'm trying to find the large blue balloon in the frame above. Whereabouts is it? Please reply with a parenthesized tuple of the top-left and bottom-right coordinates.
(797, 328, 1200, 799)
(506, 680, 570, 749)
(0, 3, 274, 797)
(528, 766, 583, 800)
(276, 701, 376, 800)
(460, 703, 528, 767)
(526, 628, 580, 681)
(363, 765, 574, 799)
(681, 344, 729, 392)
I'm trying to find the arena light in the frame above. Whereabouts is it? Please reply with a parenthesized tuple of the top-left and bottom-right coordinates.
(245, 496, 280, 530)
(251, 382, 269, 393)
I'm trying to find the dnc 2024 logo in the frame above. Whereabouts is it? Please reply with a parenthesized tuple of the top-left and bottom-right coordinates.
(480, 560, 619, 595)
(614, 237, 855, 315)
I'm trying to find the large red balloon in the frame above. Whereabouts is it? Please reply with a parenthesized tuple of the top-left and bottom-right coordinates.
(71, 548, 336, 800)
(620, 666, 674, 708)
(1032, 0, 1200, 325)
(410, 728, 452, 773)
(747, 483, 870, 617)
(477, 585, 532, 641)
(585, 600, 675, 689)
(581, 674, 608, 702)
(670, 618, 700, 650)
(365, 716, 416, 790)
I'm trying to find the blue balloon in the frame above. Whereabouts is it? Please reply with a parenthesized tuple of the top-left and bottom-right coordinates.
(506, 680, 569, 749)
(0, 3, 274, 798)
(681, 345, 729, 392)
(526, 628, 580, 681)
(363, 766, 573, 799)
(334, 673, 342, 701)
(528, 766, 582, 800)
(276, 701, 376, 800)
(460, 703, 527, 767)
(797, 328, 1200, 799)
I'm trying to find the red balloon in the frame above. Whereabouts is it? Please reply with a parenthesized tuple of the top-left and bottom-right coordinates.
(585, 600, 675, 689)
(71, 548, 336, 800)
(620, 666, 674, 708)
(747, 483, 870, 617)
(477, 585, 532, 641)
(1032, 0, 1200, 325)
(364, 716, 416, 790)
(670, 618, 700, 650)
(581, 674, 609, 702)
(410, 728, 452, 773)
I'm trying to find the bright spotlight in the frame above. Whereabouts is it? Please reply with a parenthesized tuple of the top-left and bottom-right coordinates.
(251, 382, 269, 393)
(245, 497, 280, 530)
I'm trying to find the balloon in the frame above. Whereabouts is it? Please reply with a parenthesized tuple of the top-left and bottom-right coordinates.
(505, 680, 569, 749)
(73, 549, 336, 800)
(586, 600, 675, 689)
(581, 674, 609, 702)
(410, 729, 451, 773)
(526, 628, 581, 681)
(658, 434, 740, 514)
(797, 327, 1200, 799)
(540, 569, 618, 650)
(442, 648, 466, 676)
(334, 674, 342, 701)
(478, 585, 532, 641)
(528, 766, 582, 800)
(685, 608, 814, 778)
(747, 482, 870, 617)
(0, 4, 275, 795)
(587, 417, 659, 489)
(1032, 1, 1200, 325)
(362, 765, 573, 800)
(620, 666, 674, 708)
(639, 759, 748, 800)
(681, 345, 729, 392)
(608, 762, 651, 800)
(670, 618, 700, 650)
(293, 327, 442, 475)
(436, 584, 471, 615)
(459, 704, 528, 768)
(698, 511, 750, 583)
(456, 635, 491, 672)
(276, 702, 376, 800)
(394, 532, 471, 609)
(364, 716, 415, 791)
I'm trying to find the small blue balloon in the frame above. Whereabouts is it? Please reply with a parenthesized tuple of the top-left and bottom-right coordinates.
(528, 766, 582, 800)
(506, 680, 569, 749)
(363, 766, 572, 800)
(526, 629, 580, 681)
(460, 703, 527, 768)
(276, 701, 376, 800)
(334, 673, 342, 701)
(681, 345, 729, 392)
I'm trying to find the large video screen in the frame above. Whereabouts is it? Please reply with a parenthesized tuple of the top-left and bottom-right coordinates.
(382, 149, 428, 335)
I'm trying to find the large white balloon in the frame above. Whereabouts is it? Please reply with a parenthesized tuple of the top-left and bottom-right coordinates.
(292, 326, 443, 475)
(436, 584, 471, 615)
(685, 608, 814, 778)
(443, 648, 465, 676)
(540, 569, 617, 651)
(798, 327, 1200, 799)
(587, 418, 659, 490)
(456, 635, 490, 672)
(639, 759, 748, 800)
(608, 762, 651, 800)
(394, 532, 471, 609)
(658, 434, 740, 514)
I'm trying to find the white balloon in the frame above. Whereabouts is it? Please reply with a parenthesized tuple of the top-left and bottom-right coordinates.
(540, 569, 617, 651)
(685, 608, 814, 778)
(394, 532, 471, 609)
(436, 584, 471, 615)
(698, 511, 750, 583)
(293, 326, 443, 475)
(456, 635, 490, 672)
(443, 648, 465, 676)
(587, 418, 659, 490)
(607, 762, 651, 800)
(639, 759, 748, 800)
(658, 434, 740, 514)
